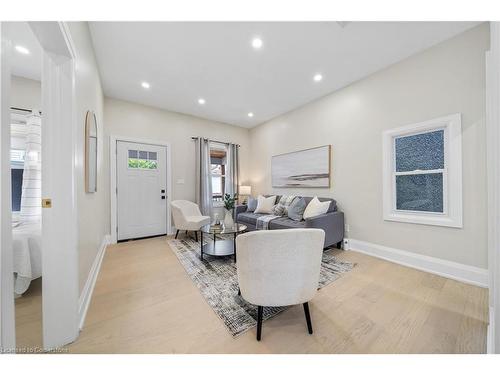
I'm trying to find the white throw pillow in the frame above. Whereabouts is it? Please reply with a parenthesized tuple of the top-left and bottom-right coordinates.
(254, 195, 277, 214)
(303, 197, 330, 220)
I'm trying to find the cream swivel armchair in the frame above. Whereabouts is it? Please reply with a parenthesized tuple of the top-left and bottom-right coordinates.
(171, 200, 211, 241)
(236, 228, 325, 341)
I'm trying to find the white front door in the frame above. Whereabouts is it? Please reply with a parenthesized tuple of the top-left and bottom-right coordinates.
(117, 141, 167, 241)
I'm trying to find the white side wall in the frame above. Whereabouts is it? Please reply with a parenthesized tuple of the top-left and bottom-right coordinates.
(10, 76, 41, 150)
(65, 22, 108, 294)
(10, 75, 41, 111)
(103, 97, 251, 222)
(249, 23, 489, 269)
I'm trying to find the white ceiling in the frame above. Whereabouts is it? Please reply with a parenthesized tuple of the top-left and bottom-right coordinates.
(10, 22, 481, 128)
(89, 22, 480, 128)
(9, 22, 42, 81)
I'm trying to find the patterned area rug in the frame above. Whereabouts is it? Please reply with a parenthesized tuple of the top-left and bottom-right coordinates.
(167, 237, 354, 337)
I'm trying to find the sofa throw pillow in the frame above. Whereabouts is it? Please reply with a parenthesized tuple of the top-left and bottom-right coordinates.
(303, 197, 330, 220)
(246, 196, 258, 212)
(254, 195, 277, 214)
(272, 204, 286, 216)
(287, 197, 307, 221)
(278, 195, 296, 207)
(271, 195, 297, 216)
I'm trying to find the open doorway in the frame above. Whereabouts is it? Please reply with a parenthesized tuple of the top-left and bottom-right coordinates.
(9, 22, 43, 351)
(1, 21, 79, 351)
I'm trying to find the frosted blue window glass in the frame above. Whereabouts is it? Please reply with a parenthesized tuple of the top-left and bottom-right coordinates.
(395, 130, 444, 172)
(396, 173, 443, 212)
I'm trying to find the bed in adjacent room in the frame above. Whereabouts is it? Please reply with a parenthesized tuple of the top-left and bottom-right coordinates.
(12, 222, 42, 296)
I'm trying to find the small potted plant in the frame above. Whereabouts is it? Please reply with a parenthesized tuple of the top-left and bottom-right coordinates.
(223, 193, 238, 227)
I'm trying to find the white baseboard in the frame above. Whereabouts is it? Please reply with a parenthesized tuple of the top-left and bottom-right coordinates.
(488, 307, 495, 354)
(78, 234, 110, 330)
(347, 238, 489, 288)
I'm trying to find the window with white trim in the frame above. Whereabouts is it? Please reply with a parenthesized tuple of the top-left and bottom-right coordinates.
(382, 113, 462, 228)
(210, 146, 226, 202)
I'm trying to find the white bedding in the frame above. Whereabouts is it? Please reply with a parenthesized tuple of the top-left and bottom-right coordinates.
(12, 222, 42, 295)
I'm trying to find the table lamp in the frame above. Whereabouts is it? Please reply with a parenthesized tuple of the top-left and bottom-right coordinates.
(239, 185, 251, 204)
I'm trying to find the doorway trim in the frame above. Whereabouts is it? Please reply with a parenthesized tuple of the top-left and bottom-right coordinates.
(110, 135, 173, 244)
(486, 21, 500, 354)
(0, 21, 16, 351)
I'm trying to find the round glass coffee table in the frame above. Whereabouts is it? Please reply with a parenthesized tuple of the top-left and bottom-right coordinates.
(200, 223, 247, 261)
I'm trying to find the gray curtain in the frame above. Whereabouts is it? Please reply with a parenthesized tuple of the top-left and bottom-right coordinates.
(195, 138, 213, 217)
(225, 143, 239, 198)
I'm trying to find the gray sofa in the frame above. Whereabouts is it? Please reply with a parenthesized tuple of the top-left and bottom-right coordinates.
(235, 196, 344, 249)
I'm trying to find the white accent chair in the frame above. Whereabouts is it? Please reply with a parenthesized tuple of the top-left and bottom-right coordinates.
(171, 200, 211, 241)
(236, 228, 325, 341)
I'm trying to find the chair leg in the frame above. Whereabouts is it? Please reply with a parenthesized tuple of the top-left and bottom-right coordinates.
(256, 306, 263, 341)
(303, 302, 313, 334)
(195, 231, 198, 242)
(175, 230, 179, 239)
(185, 230, 189, 238)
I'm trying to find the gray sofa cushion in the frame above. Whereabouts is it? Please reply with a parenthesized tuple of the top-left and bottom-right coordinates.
(269, 217, 307, 229)
(287, 197, 307, 221)
(237, 212, 265, 226)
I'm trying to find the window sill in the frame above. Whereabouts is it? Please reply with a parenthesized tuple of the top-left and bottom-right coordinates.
(384, 211, 462, 228)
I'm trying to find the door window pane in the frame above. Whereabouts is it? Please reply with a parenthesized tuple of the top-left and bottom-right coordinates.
(395, 130, 444, 172)
(396, 173, 443, 212)
(128, 149, 158, 169)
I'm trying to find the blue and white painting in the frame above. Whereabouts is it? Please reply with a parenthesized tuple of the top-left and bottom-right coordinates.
(272, 145, 331, 188)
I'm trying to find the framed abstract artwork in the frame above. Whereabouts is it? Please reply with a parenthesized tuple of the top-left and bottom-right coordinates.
(272, 145, 331, 188)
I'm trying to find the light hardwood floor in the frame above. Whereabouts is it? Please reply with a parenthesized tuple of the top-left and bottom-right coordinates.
(15, 277, 43, 350)
(62, 235, 489, 354)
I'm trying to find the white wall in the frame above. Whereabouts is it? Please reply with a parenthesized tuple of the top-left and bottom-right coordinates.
(103, 97, 251, 220)
(10, 76, 41, 150)
(66, 23, 108, 294)
(249, 23, 489, 269)
(10, 75, 41, 111)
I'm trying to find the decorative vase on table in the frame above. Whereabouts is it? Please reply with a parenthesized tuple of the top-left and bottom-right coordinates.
(223, 193, 238, 228)
(224, 209, 234, 228)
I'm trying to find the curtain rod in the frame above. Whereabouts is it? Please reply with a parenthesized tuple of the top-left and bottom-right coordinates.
(10, 106, 42, 115)
(191, 136, 240, 147)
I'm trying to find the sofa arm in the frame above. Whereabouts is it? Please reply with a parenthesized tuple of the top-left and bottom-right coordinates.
(305, 211, 344, 248)
(235, 204, 247, 220)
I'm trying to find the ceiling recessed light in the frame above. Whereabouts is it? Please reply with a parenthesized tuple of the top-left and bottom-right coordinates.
(15, 45, 30, 55)
(198, 98, 206, 105)
(141, 81, 150, 89)
(251, 37, 263, 49)
(247, 112, 254, 118)
(313, 73, 323, 82)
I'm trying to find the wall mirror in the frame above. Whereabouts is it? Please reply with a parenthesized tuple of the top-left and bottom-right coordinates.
(85, 110, 98, 193)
